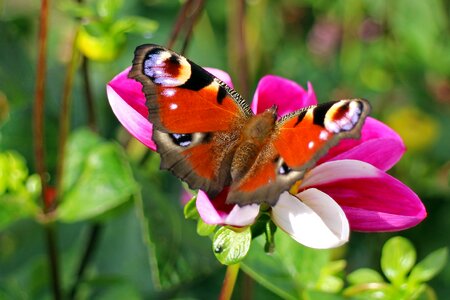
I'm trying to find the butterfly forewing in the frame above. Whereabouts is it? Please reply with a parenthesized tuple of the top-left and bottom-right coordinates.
(129, 44, 253, 133)
(129, 44, 253, 198)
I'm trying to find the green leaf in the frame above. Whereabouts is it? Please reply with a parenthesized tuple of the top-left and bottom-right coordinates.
(241, 230, 332, 300)
(0, 151, 28, 193)
(0, 151, 39, 230)
(61, 129, 103, 192)
(303, 290, 346, 300)
(59, 0, 95, 19)
(58, 130, 138, 221)
(77, 24, 125, 62)
(183, 195, 198, 220)
(134, 169, 218, 290)
(409, 247, 448, 284)
(213, 226, 251, 265)
(196, 218, 216, 236)
(111, 16, 158, 36)
(381, 236, 416, 285)
(347, 268, 385, 285)
(97, 0, 123, 19)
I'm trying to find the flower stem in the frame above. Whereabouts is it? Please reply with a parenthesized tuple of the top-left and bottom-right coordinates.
(34, 0, 49, 211)
(55, 28, 80, 199)
(44, 223, 62, 300)
(219, 263, 240, 300)
(167, 0, 205, 53)
(227, 0, 249, 99)
(34, 0, 62, 299)
(80, 57, 97, 132)
(68, 224, 102, 299)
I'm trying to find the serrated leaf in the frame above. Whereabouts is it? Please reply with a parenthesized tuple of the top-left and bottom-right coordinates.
(347, 268, 385, 285)
(381, 236, 416, 285)
(213, 226, 251, 265)
(409, 247, 448, 284)
(58, 131, 138, 221)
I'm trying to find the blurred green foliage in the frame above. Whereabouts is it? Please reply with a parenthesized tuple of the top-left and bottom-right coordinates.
(0, 0, 449, 298)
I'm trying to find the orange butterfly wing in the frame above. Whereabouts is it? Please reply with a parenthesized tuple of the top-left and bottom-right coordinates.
(128, 44, 252, 133)
(128, 44, 252, 198)
(227, 99, 370, 206)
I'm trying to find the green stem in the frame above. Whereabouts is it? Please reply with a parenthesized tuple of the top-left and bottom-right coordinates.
(55, 29, 80, 199)
(219, 263, 240, 300)
(81, 57, 97, 132)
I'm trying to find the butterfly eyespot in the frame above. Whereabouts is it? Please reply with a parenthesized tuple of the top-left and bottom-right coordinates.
(278, 162, 291, 175)
(170, 133, 192, 147)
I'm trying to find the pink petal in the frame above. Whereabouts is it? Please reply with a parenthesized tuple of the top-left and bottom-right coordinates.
(106, 84, 156, 150)
(319, 117, 406, 171)
(251, 75, 317, 115)
(196, 190, 259, 227)
(301, 160, 426, 232)
(108, 67, 149, 118)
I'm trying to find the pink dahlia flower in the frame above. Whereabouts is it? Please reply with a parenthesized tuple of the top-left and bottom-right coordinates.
(107, 67, 426, 249)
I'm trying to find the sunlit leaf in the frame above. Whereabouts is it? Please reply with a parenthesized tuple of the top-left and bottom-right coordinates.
(196, 218, 216, 236)
(347, 268, 385, 285)
(381, 236, 416, 285)
(111, 16, 158, 36)
(212, 226, 251, 265)
(59, 0, 95, 19)
(97, 0, 123, 20)
(409, 247, 448, 284)
(0, 151, 39, 230)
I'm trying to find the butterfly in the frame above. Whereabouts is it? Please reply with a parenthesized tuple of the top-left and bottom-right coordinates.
(128, 44, 370, 206)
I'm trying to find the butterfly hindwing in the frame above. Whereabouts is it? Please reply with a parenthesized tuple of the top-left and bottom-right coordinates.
(226, 99, 370, 206)
(129, 44, 252, 197)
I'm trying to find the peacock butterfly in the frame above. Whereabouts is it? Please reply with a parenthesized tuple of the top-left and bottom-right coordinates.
(128, 44, 370, 206)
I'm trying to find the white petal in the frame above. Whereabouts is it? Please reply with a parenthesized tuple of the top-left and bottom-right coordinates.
(225, 204, 260, 227)
(271, 189, 349, 249)
(301, 159, 378, 188)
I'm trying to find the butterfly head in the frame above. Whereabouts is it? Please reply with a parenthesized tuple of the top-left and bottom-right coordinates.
(265, 105, 278, 121)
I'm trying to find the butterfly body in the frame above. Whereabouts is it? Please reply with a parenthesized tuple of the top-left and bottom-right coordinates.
(129, 44, 370, 206)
